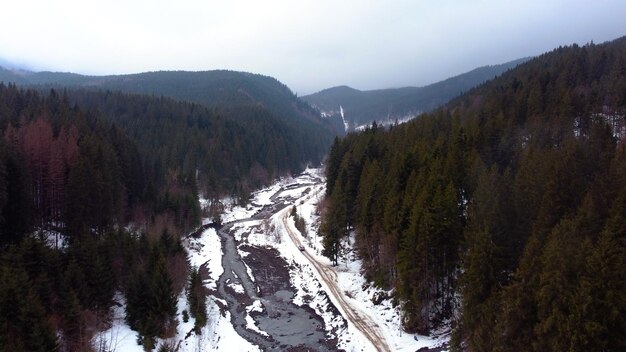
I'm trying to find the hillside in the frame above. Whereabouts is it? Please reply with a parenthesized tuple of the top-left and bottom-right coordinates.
(0, 69, 300, 117)
(0, 67, 343, 135)
(321, 37, 626, 351)
(302, 58, 529, 129)
(0, 85, 207, 350)
(0, 68, 342, 194)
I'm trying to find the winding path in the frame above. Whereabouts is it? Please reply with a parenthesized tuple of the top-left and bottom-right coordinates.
(279, 199, 391, 352)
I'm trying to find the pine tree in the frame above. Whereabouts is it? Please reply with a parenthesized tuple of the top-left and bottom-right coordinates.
(457, 227, 498, 351)
(326, 137, 343, 196)
(187, 268, 208, 333)
(534, 218, 586, 351)
(570, 192, 626, 351)
(151, 253, 177, 332)
(0, 149, 32, 243)
(20, 288, 60, 352)
(322, 172, 349, 266)
(62, 289, 86, 350)
(20, 117, 54, 229)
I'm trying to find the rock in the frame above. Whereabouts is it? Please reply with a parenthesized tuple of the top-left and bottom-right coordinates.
(372, 291, 388, 305)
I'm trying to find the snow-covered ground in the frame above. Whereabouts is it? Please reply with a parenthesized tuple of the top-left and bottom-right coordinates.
(354, 112, 420, 132)
(93, 166, 447, 351)
(186, 228, 222, 290)
(245, 300, 268, 337)
(92, 227, 260, 351)
(32, 227, 68, 250)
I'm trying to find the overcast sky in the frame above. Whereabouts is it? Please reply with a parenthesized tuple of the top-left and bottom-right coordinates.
(1, 0, 624, 94)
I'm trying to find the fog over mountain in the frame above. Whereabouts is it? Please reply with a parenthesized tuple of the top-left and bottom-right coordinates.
(1, 0, 623, 93)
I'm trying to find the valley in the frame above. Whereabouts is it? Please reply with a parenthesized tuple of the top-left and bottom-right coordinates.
(0, 18, 623, 350)
(102, 168, 448, 351)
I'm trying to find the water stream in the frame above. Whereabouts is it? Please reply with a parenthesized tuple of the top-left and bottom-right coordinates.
(214, 181, 332, 351)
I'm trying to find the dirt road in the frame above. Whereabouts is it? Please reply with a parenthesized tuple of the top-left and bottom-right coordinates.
(280, 211, 391, 352)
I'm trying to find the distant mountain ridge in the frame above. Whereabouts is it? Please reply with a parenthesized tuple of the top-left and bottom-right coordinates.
(0, 66, 343, 173)
(302, 57, 530, 130)
(0, 67, 341, 132)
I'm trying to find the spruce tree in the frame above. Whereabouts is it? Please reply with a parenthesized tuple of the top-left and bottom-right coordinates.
(187, 268, 208, 333)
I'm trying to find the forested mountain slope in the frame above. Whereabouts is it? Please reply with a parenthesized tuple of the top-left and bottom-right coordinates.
(0, 69, 313, 122)
(0, 68, 342, 154)
(302, 58, 528, 129)
(321, 37, 625, 351)
(0, 85, 200, 350)
(62, 89, 329, 198)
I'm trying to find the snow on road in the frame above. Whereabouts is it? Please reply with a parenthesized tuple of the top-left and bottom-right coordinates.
(268, 168, 450, 352)
(275, 203, 387, 351)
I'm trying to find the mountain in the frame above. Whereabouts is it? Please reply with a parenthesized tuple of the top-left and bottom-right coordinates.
(302, 57, 529, 130)
(0, 67, 343, 134)
(0, 68, 319, 121)
(320, 36, 626, 351)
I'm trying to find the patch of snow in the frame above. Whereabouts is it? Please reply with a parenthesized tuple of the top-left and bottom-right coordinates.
(92, 293, 143, 352)
(267, 194, 373, 350)
(185, 228, 223, 290)
(94, 292, 261, 352)
(221, 205, 257, 223)
(176, 297, 260, 352)
(248, 299, 264, 313)
(241, 257, 255, 283)
(354, 112, 419, 131)
(227, 280, 245, 295)
(181, 166, 448, 351)
(231, 220, 261, 242)
(334, 247, 449, 352)
(32, 228, 68, 250)
(245, 300, 268, 337)
(252, 183, 281, 207)
(245, 315, 267, 337)
(221, 181, 284, 223)
(246, 221, 277, 248)
(277, 187, 309, 200)
(290, 257, 349, 339)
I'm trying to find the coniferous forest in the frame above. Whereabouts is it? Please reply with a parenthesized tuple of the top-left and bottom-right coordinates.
(63, 88, 334, 199)
(0, 85, 206, 349)
(321, 38, 625, 351)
